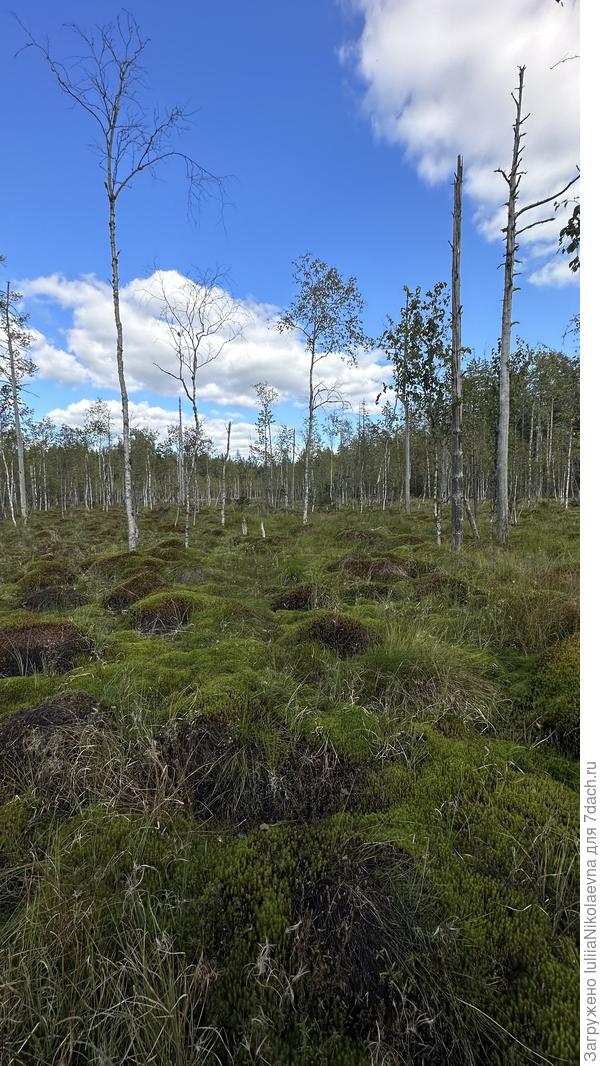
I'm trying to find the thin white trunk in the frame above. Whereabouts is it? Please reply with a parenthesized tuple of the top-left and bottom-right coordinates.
(220, 421, 231, 527)
(108, 192, 137, 550)
(450, 155, 464, 549)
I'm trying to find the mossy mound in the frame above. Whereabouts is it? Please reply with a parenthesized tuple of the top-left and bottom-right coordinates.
(413, 572, 473, 603)
(22, 586, 87, 611)
(337, 526, 389, 545)
(331, 555, 408, 581)
(272, 582, 316, 611)
(171, 564, 205, 586)
(306, 612, 371, 657)
(160, 716, 381, 826)
(85, 550, 163, 582)
(17, 560, 78, 596)
(152, 538, 188, 561)
(0, 623, 88, 677)
(196, 830, 488, 1062)
(530, 635, 579, 755)
(0, 691, 105, 769)
(103, 569, 167, 610)
(131, 591, 197, 632)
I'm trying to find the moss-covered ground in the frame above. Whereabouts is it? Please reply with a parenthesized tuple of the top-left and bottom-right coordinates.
(0, 503, 579, 1064)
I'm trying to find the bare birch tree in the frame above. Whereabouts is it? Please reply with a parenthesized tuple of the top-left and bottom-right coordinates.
(154, 269, 241, 544)
(495, 65, 579, 543)
(155, 270, 243, 438)
(22, 15, 221, 549)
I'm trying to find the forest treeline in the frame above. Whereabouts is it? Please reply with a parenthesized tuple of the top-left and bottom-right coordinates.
(0, 334, 579, 536)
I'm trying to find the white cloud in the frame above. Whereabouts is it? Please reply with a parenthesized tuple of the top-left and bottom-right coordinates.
(29, 329, 89, 385)
(46, 398, 258, 455)
(22, 270, 389, 414)
(529, 256, 578, 288)
(341, 0, 579, 283)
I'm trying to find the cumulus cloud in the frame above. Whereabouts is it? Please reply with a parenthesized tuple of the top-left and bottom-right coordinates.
(340, 0, 579, 282)
(528, 257, 579, 288)
(46, 397, 258, 455)
(23, 270, 388, 411)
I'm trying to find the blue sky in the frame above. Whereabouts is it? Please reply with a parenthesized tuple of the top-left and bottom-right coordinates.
(1, 0, 579, 449)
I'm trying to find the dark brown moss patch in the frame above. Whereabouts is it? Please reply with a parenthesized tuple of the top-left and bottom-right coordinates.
(103, 570, 167, 610)
(272, 583, 316, 611)
(131, 591, 195, 632)
(160, 717, 381, 826)
(306, 613, 370, 657)
(330, 555, 408, 581)
(0, 691, 105, 767)
(289, 842, 444, 1047)
(22, 586, 87, 612)
(0, 624, 89, 677)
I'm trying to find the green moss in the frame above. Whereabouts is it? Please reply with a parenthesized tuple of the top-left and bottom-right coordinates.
(16, 560, 78, 596)
(530, 635, 579, 755)
(102, 568, 167, 609)
(130, 590, 199, 632)
(0, 674, 59, 717)
(0, 504, 580, 1064)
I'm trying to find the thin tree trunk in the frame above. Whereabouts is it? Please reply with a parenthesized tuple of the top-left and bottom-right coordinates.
(1, 449, 16, 526)
(433, 439, 442, 546)
(527, 402, 535, 504)
(451, 155, 464, 549)
(303, 349, 316, 526)
(463, 496, 480, 541)
(108, 193, 137, 550)
(564, 420, 573, 510)
(4, 283, 27, 522)
(496, 67, 525, 544)
(220, 421, 231, 527)
(291, 429, 296, 510)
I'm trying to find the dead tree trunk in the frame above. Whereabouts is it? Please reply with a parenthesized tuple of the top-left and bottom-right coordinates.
(220, 421, 231, 527)
(450, 155, 464, 549)
(495, 66, 578, 542)
(496, 68, 525, 545)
